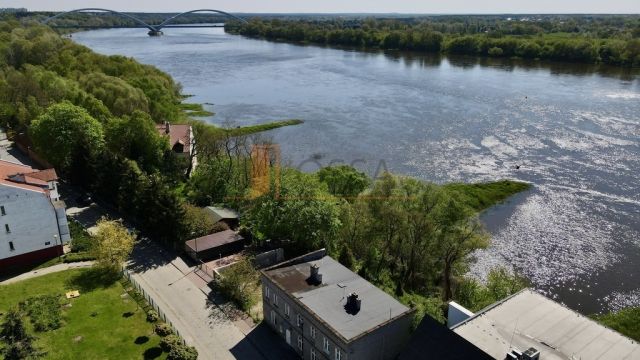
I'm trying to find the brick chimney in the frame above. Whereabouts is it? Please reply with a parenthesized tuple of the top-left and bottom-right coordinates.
(164, 121, 170, 134)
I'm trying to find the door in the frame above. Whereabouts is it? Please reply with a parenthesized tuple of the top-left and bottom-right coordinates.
(285, 329, 291, 346)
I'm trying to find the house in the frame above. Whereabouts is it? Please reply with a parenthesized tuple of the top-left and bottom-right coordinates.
(0, 160, 70, 273)
(398, 314, 493, 360)
(205, 206, 239, 229)
(184, 229, 245, 262)
(157, 121, 196, 169)
(450, 289, 640, 360)
(261, 249, 414, 360)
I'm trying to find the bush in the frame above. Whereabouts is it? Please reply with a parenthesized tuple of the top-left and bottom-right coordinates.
(146, 310, 159, 323)
(20, 295, 62, 332)
(167, 344, 198, 360)
(488, 47, 504, 57)
(593, 307, 640, 341)
(154, 323, 173, 337)
(62, 252, 96, 263)
(69, 219, 93, 253)
(160, 334, 183, 352)
(213, 259, 259, 312)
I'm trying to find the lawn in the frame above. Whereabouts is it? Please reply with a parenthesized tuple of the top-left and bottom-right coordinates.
(0, 268, 167, 360)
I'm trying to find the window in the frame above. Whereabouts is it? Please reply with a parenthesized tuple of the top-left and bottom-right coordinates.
(4, 224, 9, 233)
(9, 241, 14, 251)
(0, 206, 5, 216)
(311, 349, 316, 360)
(284, 303, 290, 318)
(274, 294, 279, 307)
(270, 310, 276, 325)
(265, 286, 270, 299)
(297, 314, 304, 328)
(297, 335, 303, 350)
(335, 348, 342, 360)
(310, 325, 316, 339)
(45, 241, 51, 246)
(323, 336, 330, 354)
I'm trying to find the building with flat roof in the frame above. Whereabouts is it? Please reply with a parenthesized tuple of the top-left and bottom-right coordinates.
(184, 229, 244, 262)
(450, 289, 640, 360)
(261, 249, 414, 360)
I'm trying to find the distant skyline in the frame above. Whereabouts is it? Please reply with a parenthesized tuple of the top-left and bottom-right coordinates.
(4, 0, 640, 14)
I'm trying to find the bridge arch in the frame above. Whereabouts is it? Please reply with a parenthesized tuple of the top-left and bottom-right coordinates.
(42, 8, 158, 32)
(156, 9, 248, 30)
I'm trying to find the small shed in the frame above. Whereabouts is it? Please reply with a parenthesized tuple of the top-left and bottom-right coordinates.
(205, 206, 239, 229)
(185, 230, 245, 262)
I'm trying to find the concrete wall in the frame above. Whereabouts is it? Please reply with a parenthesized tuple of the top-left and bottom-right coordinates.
(0, 184, 62, 266)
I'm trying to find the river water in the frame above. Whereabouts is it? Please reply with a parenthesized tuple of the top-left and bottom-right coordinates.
(73, 27, 640, 314)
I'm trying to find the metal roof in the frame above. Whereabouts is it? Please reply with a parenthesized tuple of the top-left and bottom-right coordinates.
(205, 206, 239, 222)
(264, 255, 412, 342)
(185, 230, 243, 253)
(452, 289, 640, 360)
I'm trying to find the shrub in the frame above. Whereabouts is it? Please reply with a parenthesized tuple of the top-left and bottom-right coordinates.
(160, 334, 183, 352)
(488, 47, 504, 57)
(167, 344, 198, 360)
(154, 323, 173, 337)
(62, 252, 96, 263)
(21, 295, 62, 332)
(213, 259, 259, 312)
(69, 219, 93, 252)
(146, 310, 159, 323)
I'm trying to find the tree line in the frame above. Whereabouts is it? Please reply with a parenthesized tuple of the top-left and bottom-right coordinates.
(226, 18, 640, 67)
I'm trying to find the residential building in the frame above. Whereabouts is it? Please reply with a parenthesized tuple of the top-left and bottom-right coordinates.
(450, 289, 640, 360)
(261, 249, 414, 360)
(0, 160, 70, 273)
(156, 121, 196, 171)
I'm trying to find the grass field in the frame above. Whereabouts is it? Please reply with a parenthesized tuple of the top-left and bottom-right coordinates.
(0, 268, 167, 360)
(444, 180, 531, 212)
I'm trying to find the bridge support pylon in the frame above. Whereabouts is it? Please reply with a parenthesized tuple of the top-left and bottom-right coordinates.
(148, 30, 164, 36)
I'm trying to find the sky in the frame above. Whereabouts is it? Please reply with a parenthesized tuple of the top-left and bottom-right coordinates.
(5, 0, 640, 14)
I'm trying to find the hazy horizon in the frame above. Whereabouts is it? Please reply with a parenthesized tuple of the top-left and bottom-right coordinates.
(4, 0, 640, 14)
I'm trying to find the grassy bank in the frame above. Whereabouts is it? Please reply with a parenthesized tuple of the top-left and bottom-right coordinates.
(593, 307, 640, 341)
(0, 269, 167, 360)
(444, 180, 531, 212)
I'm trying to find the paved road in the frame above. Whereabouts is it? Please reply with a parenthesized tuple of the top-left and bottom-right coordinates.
(0, 261, 94, 285)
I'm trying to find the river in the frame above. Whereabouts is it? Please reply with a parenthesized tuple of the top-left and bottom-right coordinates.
(73, 27, 640, 314)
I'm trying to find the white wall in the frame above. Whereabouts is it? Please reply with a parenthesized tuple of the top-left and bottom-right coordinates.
(0, 184, 62, 260)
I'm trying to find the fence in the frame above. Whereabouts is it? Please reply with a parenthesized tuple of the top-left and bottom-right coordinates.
(122, 268, 187, 345)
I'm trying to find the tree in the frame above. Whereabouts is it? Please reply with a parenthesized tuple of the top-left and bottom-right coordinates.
(316, 165, 370, 199)
(183, 204, 216, 239)
(0, 309, 41, 360)
(337, 244, 356, 270)
(104, 111, 167, 172)
(214, 258, 260, 312)
(29, 101, 104, 171)
(167, 344, 198, 360)
(92, 218, 135, 270)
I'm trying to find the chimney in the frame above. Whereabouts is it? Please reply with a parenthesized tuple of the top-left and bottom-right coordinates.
(310, 264, 322, 285)
(346, 292, 361, 313)
(164, 121, 170, 134)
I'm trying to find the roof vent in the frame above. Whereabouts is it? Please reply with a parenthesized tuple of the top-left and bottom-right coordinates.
(345, 292, 361, 314)
(309, 264, 322, 285)
(506, 348, 539, 360)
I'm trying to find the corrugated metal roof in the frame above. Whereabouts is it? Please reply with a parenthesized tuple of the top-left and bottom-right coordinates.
(452, 289, 640, 360)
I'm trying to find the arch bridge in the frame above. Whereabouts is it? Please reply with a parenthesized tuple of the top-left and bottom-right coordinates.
(42, 8, 248, 36)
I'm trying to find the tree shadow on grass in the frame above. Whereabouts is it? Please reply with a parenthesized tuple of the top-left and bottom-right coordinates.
(66, 267, 120, 292)
(143, 347, 163, 359)
(135, 336, 149, 345)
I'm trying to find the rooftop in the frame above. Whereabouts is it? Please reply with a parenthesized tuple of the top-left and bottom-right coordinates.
(185, 230, 244, 253)
(452, 289, 640, 360)
(263, 250, 412, 343)
(156, 123, 191, 153)
(205, 206, 239, 221)
(0, 160, 56, 193)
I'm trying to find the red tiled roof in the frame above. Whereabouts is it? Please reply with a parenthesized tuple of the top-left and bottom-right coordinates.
(156, 123, 191, 153)
(0, 160, 57, 193)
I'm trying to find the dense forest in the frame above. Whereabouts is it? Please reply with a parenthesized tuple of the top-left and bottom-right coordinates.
(226, 16, 640, 66)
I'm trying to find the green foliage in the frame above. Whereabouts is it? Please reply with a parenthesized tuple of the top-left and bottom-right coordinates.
(20, 295, 62, 332)
(594, 307, 640, 341)
(213, 258, 260, 312)
(92, 219, 135, 270)
(146, 310, 159, 323)
(453, 267, 529, 312)
(443, 180, 530, 212)
(244, 168, 342, 255)
(69, 219, 93, 253)
(399, 293, 446, 328)
(316, 165, 370, 199)
(182, 204, 216, 238)
(337, 244, 356, 270)
(0, 309, 41, 360)
(29, 101, 104, 170)
(160, 334, 182, 352)
(167, 344, 198, 360)
(227, 18, 640, 67)
(154, 323, 173, 337)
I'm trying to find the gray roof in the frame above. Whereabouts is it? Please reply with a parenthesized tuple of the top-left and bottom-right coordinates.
(264, 254, 412, 342)
(452, 289, 640, 360)
(205, 207, 239, 222)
